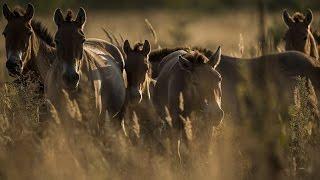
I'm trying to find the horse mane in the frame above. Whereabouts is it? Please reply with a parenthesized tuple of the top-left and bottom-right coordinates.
(183, 50, 210, 64)
(11, 7, 55, 47)
(292, 12, 305, 23)
(191, 47, 215, 58)
(313, 31, 320, 44)
(31, 21, 55, 47)
(133, 43, 144, 51)
(149, 47, 189, 63)
(65, 10, 74, 22)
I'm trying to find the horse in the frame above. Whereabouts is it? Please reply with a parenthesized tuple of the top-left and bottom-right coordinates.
(2, 3, 56, 120)
(45, 8, 126, 132)
(313, 30, 320, 55)
(150, 47, 320, 123)
(152, 47, 224, 160)
(283, 9, 319, 61)
(122, 40, 165, 153)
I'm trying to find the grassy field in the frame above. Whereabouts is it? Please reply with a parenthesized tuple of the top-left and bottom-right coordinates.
(1, 9, 320, 179)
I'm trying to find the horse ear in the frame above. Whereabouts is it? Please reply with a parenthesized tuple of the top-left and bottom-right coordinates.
(54, 8, 64, 27)
(305, 9, 313, 26)
(76, 7, 86, 28)
(178, 55, 192, 71)
(123, 40, 132, 55)
(209, 46, 221, 69)
(142, 40, 151, 56)
(2, 3, 13, 20)
(24, 3, 34, 22)
(283, 9, 293, 27)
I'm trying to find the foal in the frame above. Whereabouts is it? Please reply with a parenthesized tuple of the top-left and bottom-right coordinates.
(2, 3, 56, 120)
(123, 40, 165, 152)
(283, 9, 319, 61)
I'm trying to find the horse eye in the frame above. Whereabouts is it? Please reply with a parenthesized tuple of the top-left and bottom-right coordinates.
(82, 39, 86, 43)
(2, 32, 6, 37)
(304, 36, 307, 40)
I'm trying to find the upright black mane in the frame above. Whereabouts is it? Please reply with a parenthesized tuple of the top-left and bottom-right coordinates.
(149, 46, 222, 78)
(133, 42, 144, 51)
(292, 12, 306, 23)
(183, 50, 210, 64)
(149, 47, 189, 63)
(31, 20, 55, 47)
(191, 47, 216, 59)
(149, 46, 215, 63)
(148, 47, 188, 78)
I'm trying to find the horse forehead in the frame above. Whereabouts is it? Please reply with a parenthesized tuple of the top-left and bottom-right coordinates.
(287, 28, 308, 38)
(196, 65, 220, 80)
(290, 23, 308, 31)
(57, 25, 80, 36)
(127, 54, 146, 65)
(6, 19, 30, 30)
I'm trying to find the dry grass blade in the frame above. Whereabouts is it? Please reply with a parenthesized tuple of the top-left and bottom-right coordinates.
(110, 32, 121, 49)
(102, 28, 123, 53)
(102, 27, 115, 45)
(144, 19, 160, 49)
(119, 33, 125, 45)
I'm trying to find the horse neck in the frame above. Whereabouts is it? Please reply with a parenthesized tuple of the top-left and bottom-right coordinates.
(79, 51, 97, 91)
(24, 34, 55, 82)
(308, 30, 319, 60)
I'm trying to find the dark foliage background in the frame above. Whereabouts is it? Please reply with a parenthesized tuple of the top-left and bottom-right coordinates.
(1, 0, 319, 13)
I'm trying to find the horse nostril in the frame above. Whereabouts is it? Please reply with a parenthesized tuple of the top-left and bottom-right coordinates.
(72, 73, 80, 82)
(63, 72, 80, 83)
(6, 60, 20, 70)
(128, 88, 142, 104)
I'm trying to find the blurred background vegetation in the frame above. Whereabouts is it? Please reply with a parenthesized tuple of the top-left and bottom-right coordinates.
(1, 0, 320, 13)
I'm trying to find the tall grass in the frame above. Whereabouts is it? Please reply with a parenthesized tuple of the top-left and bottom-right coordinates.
(0, 10, 320, 180)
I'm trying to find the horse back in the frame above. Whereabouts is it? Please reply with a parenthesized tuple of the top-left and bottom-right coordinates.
(82, 47, 126, 117)
(85, 38, 124, 71)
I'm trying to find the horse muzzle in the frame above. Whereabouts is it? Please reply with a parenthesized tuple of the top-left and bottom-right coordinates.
(201, 104, 224, 127)
(6, 58, 22, 77)
(127, 88, 142, 105)
(62, 72, 80, 91)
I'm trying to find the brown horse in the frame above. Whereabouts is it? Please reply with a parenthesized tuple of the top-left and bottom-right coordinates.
(152, 48, 224, 158)
(314, 30, 320, 55)
(122, 40, 165, 152)
(2, 3, 55, 89)
(124, 40, 151, 105)
(46, 8, 126, 130)
(283, 9, 319, 61)
(150, 47, 320, 122)
(2, 3, 56, 121)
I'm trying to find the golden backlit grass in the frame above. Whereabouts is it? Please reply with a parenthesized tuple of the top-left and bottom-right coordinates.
(0, 10, 320, 180)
